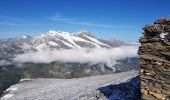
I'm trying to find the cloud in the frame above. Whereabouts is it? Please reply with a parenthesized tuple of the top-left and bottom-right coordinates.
(48, 13, 135, 28)
(13, 46, 138, 67)
(49, 13, 115, 28)
(0, 15, 43, 26)
(66, 21, 114, 28)
(0, 15, 27, 22)
(0, 15, 28, 26)
(49, 12, 73, 21)
(0, 22, 19, 26)
(50, 17, 73, 21)
(0, 22, 45, 26)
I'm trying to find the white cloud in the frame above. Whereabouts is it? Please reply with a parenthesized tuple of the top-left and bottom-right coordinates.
(50, 16, 134, 28)
(49, 13, 115, 28)
(66, 21, 114, 28)
(0, 22, 19, 26)
(13, 46, 138, 67)
(0, 15, 27, 22)
(50, 17, 73, 21)
(0, 15, 44, 26)
(49, 12, 73, 21)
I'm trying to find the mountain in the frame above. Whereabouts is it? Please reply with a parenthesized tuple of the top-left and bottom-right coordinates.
(0, 30, 138, 74)
(0, 30, 129, 61)
(0, 30, 127, 53)
(0, 30, 139, 97)
(0, 29, 139, 77)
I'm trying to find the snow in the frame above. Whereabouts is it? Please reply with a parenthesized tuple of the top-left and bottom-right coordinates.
(72, 30, 90, 35)
(1, 87, 18, 100)
(84, 35, 111, 47)
(1, 94, 14, 99)
(19, 79, 32, 83)
(61, 40, 75, 48)
(48, 41, 59, 47)
(48, 31, 80, 48)
(21, 36, 28, 39)
(72, 36, 89, 42)
(47, 30, 60, 39)
(90, 42, 102, 48)
(49, 30, 59, 35)
(1, 70, 138, 100)
(59, 32, 81, 48)
(72, 36, 104, 48)
(72, 36, 107, 48)
(19, 30, 128, 51)
(21, 43, 32, 51)
(35, 43, 47, 51)
(39, 34, 46, 38)
(48, 30, 58, 36)
(6, 87, 18, 91)
(160, 32, 169, 39)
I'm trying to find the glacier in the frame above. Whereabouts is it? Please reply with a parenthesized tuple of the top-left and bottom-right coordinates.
(1, 70, 138, 100)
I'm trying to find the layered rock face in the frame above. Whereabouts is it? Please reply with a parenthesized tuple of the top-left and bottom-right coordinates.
(139, 17, 170, 100)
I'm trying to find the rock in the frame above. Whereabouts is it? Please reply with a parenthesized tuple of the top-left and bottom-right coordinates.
(142, 93, 158, 100)
(141, 88, 149, 95)
(139, 17, 170, 99)
(97, 76, 141, 100)
(149, 91, 166, 100)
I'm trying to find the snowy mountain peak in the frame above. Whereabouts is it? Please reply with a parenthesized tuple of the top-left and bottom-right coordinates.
(1, 30, 128, 52)
(49, 30, 58, 33)
(48, 30, 70, 35)
(44, 30, 92, 39)
(19, 35, 31, 39)
(73, 30, 92, 36)
(21, 36, 28, 39)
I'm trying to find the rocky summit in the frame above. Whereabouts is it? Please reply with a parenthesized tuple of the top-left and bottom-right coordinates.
(139, 17, 170, 100)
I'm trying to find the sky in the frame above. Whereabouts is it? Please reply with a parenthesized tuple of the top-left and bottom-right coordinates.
(0, 0, 169, 41)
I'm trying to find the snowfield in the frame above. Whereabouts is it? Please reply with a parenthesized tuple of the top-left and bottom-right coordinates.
(1, 70, 138, 100)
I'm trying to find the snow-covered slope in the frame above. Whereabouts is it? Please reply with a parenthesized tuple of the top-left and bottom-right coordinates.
(1, 70, 138, 100)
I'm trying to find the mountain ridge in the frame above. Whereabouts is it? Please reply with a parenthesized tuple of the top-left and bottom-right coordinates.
(0, 30, 128, 52)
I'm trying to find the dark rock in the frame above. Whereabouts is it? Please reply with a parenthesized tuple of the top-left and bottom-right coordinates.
(98, 76, 141, 100)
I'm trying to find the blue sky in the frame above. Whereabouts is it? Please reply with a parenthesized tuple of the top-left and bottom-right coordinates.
(0, 0, 169, 41)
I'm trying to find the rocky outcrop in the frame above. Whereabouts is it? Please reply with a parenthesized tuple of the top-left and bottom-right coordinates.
(139, 17, 170, 100)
